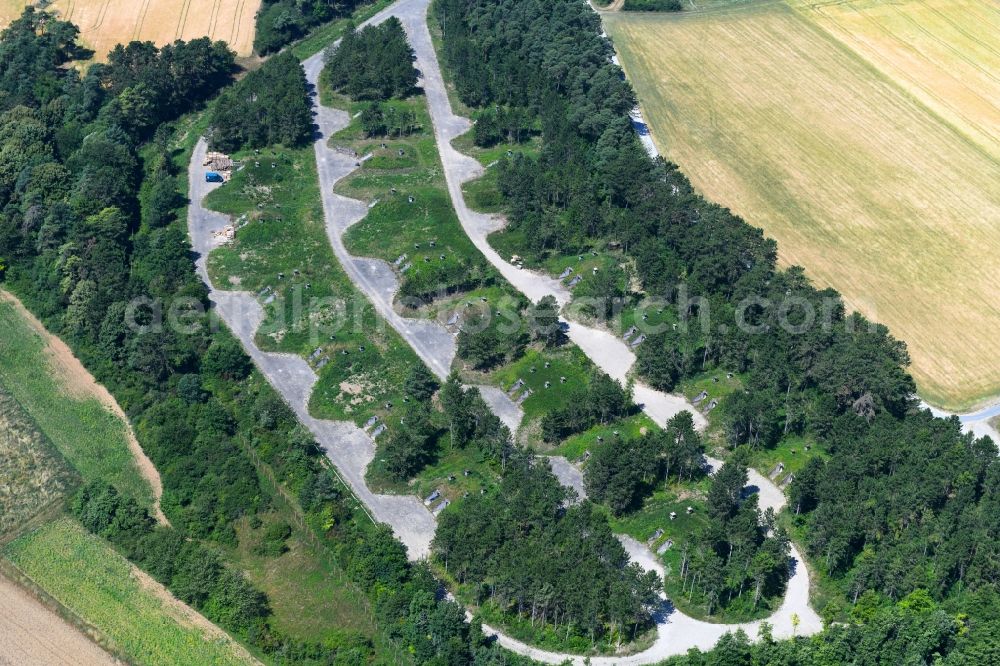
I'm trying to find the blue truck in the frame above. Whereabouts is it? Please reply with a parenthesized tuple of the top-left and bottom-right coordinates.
(205, 171, 224, 183)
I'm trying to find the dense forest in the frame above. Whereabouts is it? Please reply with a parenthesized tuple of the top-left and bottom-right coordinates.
(208, 51, 313, 152)
(435, 456, 663, 648)
(323, 18, 417, 100)
(2, 1, 997, 662)
(585, 411, 704, 515)
(254, 0, 368, 54)
(434, 0, 1000, 661)
(0, 9, 532, 665)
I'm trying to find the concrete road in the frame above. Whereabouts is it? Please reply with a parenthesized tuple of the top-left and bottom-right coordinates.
(390, 0, 823, 659)
(188, 138, 437, 558)
(923, 399, 1000, 444)
(302, 49, 457, 381)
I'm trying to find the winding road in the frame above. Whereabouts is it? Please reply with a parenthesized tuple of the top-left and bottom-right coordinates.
(186, 0, 822, 660)
(391, 2, 821, 659)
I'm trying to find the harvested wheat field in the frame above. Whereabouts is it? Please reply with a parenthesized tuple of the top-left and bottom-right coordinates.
(0, 574, 117, 666)
(0, 0, 261, 59)
(789, 0, 1000, 158)
(605, 2, 1000, 410)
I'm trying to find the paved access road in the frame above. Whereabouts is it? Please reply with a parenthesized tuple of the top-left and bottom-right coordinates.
(924, 400, 1000, 443)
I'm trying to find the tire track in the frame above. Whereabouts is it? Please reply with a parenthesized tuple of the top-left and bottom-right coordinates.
(915, 0, 1000, 59)
(90, 0, 111, 31)
(132, 0, 152, 41)
(231, 0, 247, 51)
(207, 0, 222, 39)
(813, 2, 999, 149)
(174, 0, 192, 41)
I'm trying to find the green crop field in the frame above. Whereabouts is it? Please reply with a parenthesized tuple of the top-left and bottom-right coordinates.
(0, 296, 152, 506)
(0, 383, 76, 536)
(605, 2, 1000, 410)
(4, 518, 256, 665)
(205, 145, 424, 426)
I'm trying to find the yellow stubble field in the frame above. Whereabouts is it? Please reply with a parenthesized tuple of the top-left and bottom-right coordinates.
(604, 1, 1000, 410)
(0, 0, 261, 59)
(789, 0, 1000, 158)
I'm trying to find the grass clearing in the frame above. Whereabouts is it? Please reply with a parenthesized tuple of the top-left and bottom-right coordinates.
(750, 434, 825, 489)
(205, 145, 423, 426)
(489, 347, 594, 424)
(549, 413, 656, 461)
(452, 131, 540, 216)
(606, 3, 1000, 410)
(606, 486, 710, 558)
(330, 95, 500, 303)
(0, 382, 77, 537)
(0, 0, 261, 59)
(227, 514, 374, 644)
(405, 445, 497, 506)
(0, 295, 152, 507)
(3, 518, 257, 665)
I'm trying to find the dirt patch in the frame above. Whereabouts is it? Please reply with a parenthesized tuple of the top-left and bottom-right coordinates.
(0, 291, 169, 526)
(339, 381, 364, 395)
(675, 487, 703, 502)
(0, 574, 118, 666)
